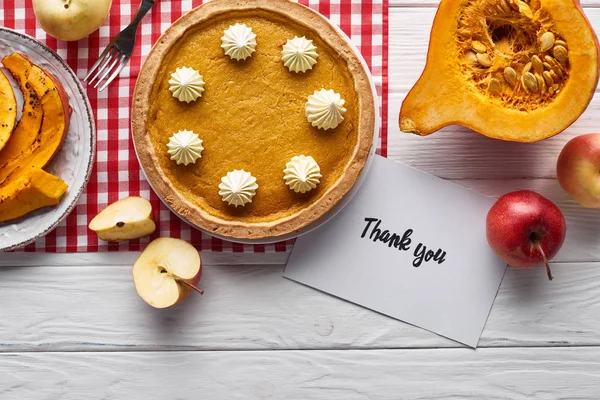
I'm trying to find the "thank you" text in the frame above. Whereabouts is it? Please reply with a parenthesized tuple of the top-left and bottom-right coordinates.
(360, 217, 447, 267)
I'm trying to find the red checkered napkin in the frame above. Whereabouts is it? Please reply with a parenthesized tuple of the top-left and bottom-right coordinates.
(2, 0, 388, 253)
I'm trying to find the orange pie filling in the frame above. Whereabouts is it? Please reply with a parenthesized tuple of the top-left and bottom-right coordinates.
(146, 9, 359, 223)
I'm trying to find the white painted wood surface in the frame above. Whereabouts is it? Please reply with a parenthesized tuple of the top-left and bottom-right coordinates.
(0, 261, 599, 353)
(2, 2, 600, 398)
(1, 348, 599, 399)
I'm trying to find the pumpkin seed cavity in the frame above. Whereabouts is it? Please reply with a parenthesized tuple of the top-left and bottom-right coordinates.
(458, 0, 570, 110)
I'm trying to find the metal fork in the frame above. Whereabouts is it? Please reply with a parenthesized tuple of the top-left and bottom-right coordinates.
(85, 0, 156, 91)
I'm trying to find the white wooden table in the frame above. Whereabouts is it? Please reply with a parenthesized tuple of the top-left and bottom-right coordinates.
(2, 2, 600, 398)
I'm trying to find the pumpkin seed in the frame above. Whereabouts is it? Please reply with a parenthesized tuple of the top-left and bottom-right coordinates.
(515, 0, 533, 18)
(539, 32, 555, 52)
(532, 55, 544, 74)
(552, 62, 565, 78)
(476, 53, 492, 67)
(550, 70, 560, 81)
(503, 67, 517, 86)
(555, 39, 568, 49)
(536, 74, 546, 93)
(542, 71, 555, 87)
(553, 45, 568, 64)
(543, 62, 553, 71)
(471, 41, 487, 53)
(522, 62, 532, 74)
(544, 56, 564, 78)
(488, 78, 502, 94)
(553, 66, 564, 78)
(509, 0, 520, 11)
(521, 76, 530, 93)
(523, 72, 539, 92)
(466, 50, 478, 63)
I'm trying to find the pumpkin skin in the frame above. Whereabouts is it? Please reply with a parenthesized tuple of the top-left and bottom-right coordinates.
(400, 0, 600, 142)
(0, 55, 71, 185)
(0, 167, 67, 222)
(0, 70, 17, 153)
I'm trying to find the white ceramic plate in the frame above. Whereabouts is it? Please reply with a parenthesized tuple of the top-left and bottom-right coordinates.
(140, 10, 380, 245)
(0, 28, 96, 251)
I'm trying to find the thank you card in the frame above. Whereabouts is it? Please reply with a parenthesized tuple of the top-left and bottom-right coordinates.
(284, 156, 507, 347)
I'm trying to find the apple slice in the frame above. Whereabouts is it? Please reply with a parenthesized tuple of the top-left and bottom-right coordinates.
(133, 238, 203, 309)
(89, 196, 156, 242)
(0, 69, 17, 153)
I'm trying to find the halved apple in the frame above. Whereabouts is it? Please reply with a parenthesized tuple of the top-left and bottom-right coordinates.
(0, 69, 17, 153)
(89, 196, 156, 242)
(133, 238, 203, 309)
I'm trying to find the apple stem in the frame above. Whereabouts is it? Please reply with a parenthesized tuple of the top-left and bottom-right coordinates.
(176, 278, 204, 295)
(533, 242, 553, 281)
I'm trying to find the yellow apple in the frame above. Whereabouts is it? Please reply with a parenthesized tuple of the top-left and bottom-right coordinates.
(89, 196, 156, 242)
(32, 0, 113, 42)
(133, 238, 203, 309)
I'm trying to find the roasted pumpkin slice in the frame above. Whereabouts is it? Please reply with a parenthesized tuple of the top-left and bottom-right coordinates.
(400, 0, 600, 142)
(0, 61, 71, 185)
(0, 53, 43, 165)
(0, 167, 67, 222)
(0, 69, 18, 153)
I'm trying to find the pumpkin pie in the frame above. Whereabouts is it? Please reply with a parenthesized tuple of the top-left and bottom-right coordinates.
(132, 0, 375, 239)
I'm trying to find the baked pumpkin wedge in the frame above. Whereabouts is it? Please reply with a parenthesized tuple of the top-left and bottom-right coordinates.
(0, 167, 67, 222)
(0, 59, 71, 185)
(0, 53, 43, 165)
(0, 69, 17, 153)
(400, 0, 600, 142)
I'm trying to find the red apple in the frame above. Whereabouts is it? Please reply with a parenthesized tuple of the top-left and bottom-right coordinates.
(557, 133, 600, 208)
(486, 190, 566, 280)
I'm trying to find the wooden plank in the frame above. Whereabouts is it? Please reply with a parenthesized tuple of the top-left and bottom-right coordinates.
(0, 251, 289, 267)
(388, 8, 600, 93)
(1, 348, 599, 399)
(388, 93, 600, 179)
(0, 261, 599, 352)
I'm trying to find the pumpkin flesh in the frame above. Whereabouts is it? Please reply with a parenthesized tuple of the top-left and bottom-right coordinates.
(0, 53, 44, 167)
(400, 0, 600, 142)
(0, 167, 67, 222)
(0, 70, 17, 153)
(0, 60, 71, 186)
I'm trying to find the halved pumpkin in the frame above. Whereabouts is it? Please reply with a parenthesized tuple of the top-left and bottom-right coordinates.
(0, 69, 18, 153)
(400, 0, 600, 142)
(0, 58, 71, 185)
(0, 167, 67, 222)
(0, 53, 44, 165)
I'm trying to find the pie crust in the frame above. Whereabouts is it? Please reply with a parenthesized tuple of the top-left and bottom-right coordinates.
(132, 0, 376, 239)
